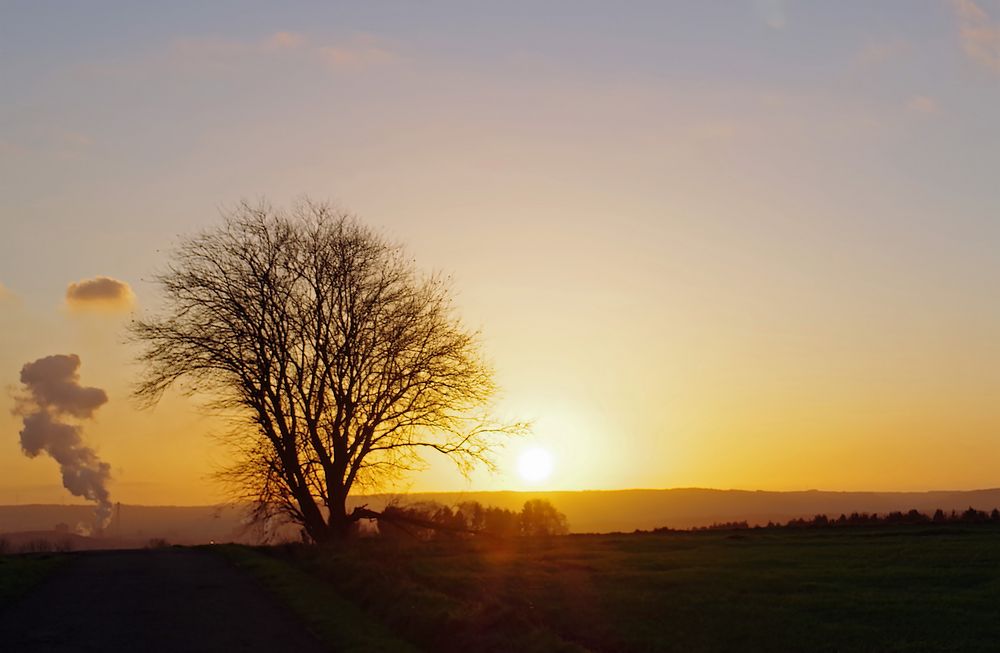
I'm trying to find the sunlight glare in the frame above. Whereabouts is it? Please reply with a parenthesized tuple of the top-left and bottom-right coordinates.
(518, 447, 554, 483)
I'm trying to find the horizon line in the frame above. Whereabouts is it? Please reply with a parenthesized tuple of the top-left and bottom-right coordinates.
(5, 485, 1000, 508)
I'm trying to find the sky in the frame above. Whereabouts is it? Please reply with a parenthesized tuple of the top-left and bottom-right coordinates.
(1, 1, 999, 506)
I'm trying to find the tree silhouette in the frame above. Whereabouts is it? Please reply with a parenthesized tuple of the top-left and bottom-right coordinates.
(519, 499, 570, 536)
(132, 200, 525, 542)
(373, 500, 570, 540)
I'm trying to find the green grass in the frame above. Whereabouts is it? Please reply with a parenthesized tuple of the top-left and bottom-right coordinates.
(241, 524, 1000, 653)
(0, 553, 70, 609)
(212, 544, 420, 653)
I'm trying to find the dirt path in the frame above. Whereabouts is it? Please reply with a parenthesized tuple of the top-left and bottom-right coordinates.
(0, 548, 328, 652)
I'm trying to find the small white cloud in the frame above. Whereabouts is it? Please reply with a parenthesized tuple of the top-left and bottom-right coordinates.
(952, 0, 1000, 73)
(906, 95, 940, 115)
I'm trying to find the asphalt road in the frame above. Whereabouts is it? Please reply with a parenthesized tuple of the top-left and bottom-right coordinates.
(0, 548, 328, 652)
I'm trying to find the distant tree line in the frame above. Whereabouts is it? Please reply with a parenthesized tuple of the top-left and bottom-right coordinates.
(376, 499, 569, 540)
(671, 506, 1000, 533)
(0, 536, 74, 555)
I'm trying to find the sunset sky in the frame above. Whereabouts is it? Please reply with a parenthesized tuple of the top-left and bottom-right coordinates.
(2, 1, 1000, 506)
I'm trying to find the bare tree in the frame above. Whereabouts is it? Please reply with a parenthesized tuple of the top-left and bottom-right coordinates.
(132, 200, 523, 542)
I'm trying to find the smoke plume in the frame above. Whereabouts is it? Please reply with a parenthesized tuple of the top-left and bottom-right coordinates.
(17, 354, 113, 530)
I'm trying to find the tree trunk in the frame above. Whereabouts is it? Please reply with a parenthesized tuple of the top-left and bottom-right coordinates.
(321, 495, 354, 542)
(295, 489, 336, 543)
(326, 514, 355, 541)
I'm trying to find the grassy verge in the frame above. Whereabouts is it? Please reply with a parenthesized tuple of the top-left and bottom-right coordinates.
(212, 544, 421, 652)
(0, 553, 70, 609)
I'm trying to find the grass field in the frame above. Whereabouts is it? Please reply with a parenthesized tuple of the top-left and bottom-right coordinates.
(0, 552, 70, 610)
(236, 525, 1000, 653)
(215, 544, 419, 653)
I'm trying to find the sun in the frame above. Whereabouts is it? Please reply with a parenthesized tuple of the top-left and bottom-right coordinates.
(517, 447, 554, 484)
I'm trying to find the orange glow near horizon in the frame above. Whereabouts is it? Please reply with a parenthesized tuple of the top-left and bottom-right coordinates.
(3, 265, 1000, 505)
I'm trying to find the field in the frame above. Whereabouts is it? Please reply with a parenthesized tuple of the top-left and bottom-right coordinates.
(0, 552, 68, 610)
(230, 525, 1000, 653)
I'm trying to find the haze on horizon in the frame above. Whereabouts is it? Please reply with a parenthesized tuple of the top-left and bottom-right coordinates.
(2, 1, 999, 507)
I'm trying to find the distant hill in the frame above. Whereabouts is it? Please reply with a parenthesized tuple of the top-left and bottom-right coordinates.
(349, 488, 1000, 533)
(4, 488, 1000, 547)
(0, 504, 256, 548)
(0, 530, 117, 552)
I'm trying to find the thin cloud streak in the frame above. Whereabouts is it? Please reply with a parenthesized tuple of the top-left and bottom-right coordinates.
(84, 30, 399, 79)
(952, 0, 1000, 73)
(318, 34, 397, 69)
